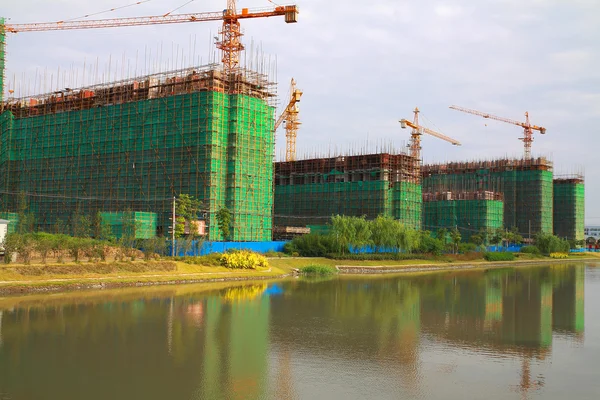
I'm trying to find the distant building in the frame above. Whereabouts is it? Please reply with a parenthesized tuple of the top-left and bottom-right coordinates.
(584, 226, 600, 240)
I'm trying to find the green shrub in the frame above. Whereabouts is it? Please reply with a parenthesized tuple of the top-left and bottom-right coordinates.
(299, 265, 337, 276)
(177, 253, 223, 266)
(220, 250, 268, 269)
(264, 250, 287, 258)
(284, 234, 337, 257)
(484, 252, 515, 261)
(457, 243, 477, 254)
(520, 245, 542, 256)
(534, 233, 570, 255)
(416, 232, 444, 255)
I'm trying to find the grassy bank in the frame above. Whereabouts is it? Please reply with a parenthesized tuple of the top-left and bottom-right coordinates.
(0, 259, 286, 294)
(0, 252, 597, 295)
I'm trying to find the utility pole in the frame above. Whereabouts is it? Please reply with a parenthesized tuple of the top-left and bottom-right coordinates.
(172, 196, 176, 257)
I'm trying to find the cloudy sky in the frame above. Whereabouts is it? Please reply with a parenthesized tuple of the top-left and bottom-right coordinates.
(3, 0, 599, 223)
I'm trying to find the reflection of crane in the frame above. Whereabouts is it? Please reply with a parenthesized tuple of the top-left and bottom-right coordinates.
(1, 1, 299, 100)
(511, 353, 544, 400)
(400, 107, 461, 161)
(449, 105, 546, 159)
(274, 78, 302, 162)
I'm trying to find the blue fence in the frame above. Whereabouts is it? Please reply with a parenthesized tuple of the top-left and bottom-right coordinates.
(486, 245, 523, 253)
(171, 241, 288, 256)
(571, 248, 600, 253)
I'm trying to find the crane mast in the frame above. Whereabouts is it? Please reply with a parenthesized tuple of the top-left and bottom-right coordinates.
(274, 78, 302, 162)
(449, 105, 546, 159)
(400, 108, 461, 162)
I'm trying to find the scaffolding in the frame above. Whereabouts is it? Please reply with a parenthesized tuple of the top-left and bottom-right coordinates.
(422, 191, 504, 241)
(0, 18, 4, 104)
(0, 63, 276, 241)
(553, 175, 585, 241)
(274, 152, 421, 230)
(422, 157, 553, 236)
(99, 211, 157, 239)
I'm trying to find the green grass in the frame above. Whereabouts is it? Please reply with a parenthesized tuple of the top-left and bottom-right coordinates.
(0, 260, 287, 289)
(299, 265, 337, 276)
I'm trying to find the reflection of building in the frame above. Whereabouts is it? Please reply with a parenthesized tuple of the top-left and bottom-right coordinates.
(201, 287, 270, 399)
(419, 267, 583, 352)
(552, 266, 585, 338)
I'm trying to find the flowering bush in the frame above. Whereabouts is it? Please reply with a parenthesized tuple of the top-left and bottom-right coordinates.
(550, 252, 569, 259)
(220, 250, 268, 269)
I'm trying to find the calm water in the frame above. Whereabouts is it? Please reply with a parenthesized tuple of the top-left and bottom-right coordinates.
(0, 263, 599, 399)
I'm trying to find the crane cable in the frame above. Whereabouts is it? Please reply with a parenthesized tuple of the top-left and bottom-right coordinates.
(63, 1, 154, 22)
(163, 0, 197, 17)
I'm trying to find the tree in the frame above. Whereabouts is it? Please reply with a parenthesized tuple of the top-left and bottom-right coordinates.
(490, 228, 504, 246)
(534, 232, 570, 255)
(142, 236, 168, 260)
(436, 228, 448, 245)
(175, 194, 202, 220)
(504, 226, 523, 247)
(450, 228, 461, 254)
(370, 215, 398, 252)
(34, 232, 56, 264)
(53, 218, 67, 235)
(469, 233, 484, 246)
(92, 211, 114, 241)
(418, 230, 444, 255)
(16, 191, 36, 233)
(119, 211, 140, 260)
(331, 215, 372, 254)
(2, 233, 22, 264)
(216, 207, 232, 241)
(72, 210, 91, 238)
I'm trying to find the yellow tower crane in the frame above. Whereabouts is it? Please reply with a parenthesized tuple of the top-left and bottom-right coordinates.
(400, 107, 461, 161)
(0, 1, 299, 101)
(449, 105, 546, 159)
(274, 78, 302, 162)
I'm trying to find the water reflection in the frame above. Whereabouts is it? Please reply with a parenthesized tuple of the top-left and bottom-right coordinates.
(0, 264, 589, 400)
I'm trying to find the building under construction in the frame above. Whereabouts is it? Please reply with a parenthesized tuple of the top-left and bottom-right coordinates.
(553, 176, 585, 241)
(422, 157, 555, 239)
(0, 64, 276, 241)
(274, 152, 422, 231)
(422, 191, 504, 241)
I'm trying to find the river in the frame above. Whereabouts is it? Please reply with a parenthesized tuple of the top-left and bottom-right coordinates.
(0, 262, 599, 399)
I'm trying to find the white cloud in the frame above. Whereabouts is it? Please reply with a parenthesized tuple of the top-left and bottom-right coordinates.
(433, 4, 463, 18)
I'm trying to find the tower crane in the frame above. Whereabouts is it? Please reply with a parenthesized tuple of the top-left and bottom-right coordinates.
(0, 1, 299, 101)
(449, 105, 546, 159)
(274, 78, 302, 162)
(400, 107, 461, 161)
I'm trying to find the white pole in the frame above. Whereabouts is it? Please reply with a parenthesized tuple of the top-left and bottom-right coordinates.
(172, 196, 176, 257)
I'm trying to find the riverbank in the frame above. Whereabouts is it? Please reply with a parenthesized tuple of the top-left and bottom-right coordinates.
(0, 254, 598, 295)
(0, 261, 288, 295)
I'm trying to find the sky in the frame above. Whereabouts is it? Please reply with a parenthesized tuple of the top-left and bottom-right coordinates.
(2, 0, 599, 223)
